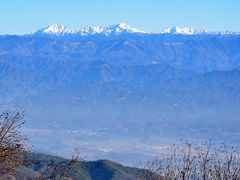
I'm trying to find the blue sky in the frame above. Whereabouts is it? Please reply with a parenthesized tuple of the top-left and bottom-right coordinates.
(0, 0, 239, 34)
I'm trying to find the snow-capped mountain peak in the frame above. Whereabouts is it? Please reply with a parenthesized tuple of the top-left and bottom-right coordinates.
(107, 23, 146, 34)
(161, 26, 207, 35)
(34, 24, 77, 36)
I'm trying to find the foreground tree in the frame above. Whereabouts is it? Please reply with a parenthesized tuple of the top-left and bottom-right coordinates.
(0, 111, 28, 177)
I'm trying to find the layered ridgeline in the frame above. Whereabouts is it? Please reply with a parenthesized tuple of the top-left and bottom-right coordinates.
(0, 23, 240, 165)
(16, 153, 151, 180)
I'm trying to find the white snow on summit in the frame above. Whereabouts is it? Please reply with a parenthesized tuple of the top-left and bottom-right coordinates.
(79, 23, 146, 36)
(79, 26, 106, 36)
(105, 23, 146, 35)
(161, 26, 207, 35)
(34, 24, 77, 36)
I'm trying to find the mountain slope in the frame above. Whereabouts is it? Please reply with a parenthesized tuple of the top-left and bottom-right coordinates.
(1, 33, 240, 72)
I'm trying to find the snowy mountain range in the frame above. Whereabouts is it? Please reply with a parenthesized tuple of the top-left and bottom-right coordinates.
(33, 23, 146, 36)
(32, 23, 240, 37)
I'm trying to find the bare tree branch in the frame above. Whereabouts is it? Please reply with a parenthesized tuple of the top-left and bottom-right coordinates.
(0, 110, 28, 177)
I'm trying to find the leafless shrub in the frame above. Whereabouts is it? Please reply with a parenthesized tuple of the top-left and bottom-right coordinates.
(38, 149, 85, 180)
(145, 140, 240, 180)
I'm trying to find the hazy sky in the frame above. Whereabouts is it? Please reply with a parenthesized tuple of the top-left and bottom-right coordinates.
(0, 0, 239, 34)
